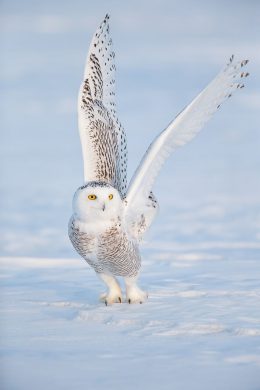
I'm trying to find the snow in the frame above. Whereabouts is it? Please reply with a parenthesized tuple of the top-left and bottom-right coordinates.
(1, 0, 260, 389)
(1, 210, 260, 390)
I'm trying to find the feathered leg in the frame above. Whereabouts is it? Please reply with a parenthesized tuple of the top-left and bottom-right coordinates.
(97, 272, 122, 305)
(124, 275, 148, 304)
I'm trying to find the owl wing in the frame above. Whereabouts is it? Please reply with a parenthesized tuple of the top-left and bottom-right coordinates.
(125, 56, 249, 232)
(78, 14, 127, 197)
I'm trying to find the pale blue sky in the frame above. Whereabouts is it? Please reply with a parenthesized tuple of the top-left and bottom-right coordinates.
(1, 0, 259, 256)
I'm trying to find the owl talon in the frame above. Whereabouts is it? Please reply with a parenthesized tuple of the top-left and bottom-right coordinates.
(98, 275, 123, 305)
(125, 275, 148, 304)
(126, 282, 148, 304)
(103, 297, 122, 305)
(100, 292, 123, 305)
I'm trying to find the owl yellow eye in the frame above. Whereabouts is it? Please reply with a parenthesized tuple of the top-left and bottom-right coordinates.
(108, 194, 113, 200)
(88, 194, 97, 200)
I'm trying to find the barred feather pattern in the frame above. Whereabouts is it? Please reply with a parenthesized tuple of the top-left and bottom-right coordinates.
(69, 218, 141, 277)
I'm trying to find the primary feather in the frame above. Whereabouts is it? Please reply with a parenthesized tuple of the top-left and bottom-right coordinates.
(78, 14, 128, 197)
(125, 55, 249, 219)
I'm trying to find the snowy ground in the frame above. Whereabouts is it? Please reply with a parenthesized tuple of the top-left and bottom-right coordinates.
(1, 0, 260, 389)
(1, 198, 260, 389)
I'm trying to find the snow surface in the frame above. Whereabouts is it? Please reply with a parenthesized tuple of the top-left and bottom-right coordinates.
(1, 0, 260, 389)
(1, 201, 260, 390)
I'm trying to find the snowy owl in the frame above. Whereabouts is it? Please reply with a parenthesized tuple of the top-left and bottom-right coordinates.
(69, 14, 249, 305)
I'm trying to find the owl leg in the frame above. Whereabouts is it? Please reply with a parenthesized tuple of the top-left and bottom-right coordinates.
(124, 275, 148, 304)
(97, 272, 122, 305)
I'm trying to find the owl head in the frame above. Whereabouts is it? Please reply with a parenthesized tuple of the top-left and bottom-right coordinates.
(72, 181, 123, 222)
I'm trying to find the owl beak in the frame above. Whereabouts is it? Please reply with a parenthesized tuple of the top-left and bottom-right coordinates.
(102, 203, 106, 212)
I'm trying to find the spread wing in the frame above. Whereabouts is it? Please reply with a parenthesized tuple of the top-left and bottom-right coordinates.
(78, 14, 127, 197)
(125, 56, 249, 219)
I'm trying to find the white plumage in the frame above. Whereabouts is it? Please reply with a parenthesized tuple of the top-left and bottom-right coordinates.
(69, 14, 249, 304)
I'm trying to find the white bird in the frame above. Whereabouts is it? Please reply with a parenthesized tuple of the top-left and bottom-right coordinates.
(69, 14, 249, 305)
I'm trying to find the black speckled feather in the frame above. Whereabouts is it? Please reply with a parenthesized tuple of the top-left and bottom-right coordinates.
(78, 15, 127, 197)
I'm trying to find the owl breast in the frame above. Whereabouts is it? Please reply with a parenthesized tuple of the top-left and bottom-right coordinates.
(69, 218, 141, 277)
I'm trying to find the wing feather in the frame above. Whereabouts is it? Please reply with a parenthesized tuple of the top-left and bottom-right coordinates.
(125, 56, 249, 213)
(78, 15, 127, 196)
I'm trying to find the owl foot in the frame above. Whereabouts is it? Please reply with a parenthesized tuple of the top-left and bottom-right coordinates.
(125, 276, 148, 304)
(97, 273, 122, 305)
(126, 286, 148, 304)
(100, 292, 122, 305)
